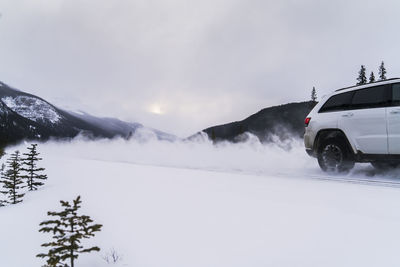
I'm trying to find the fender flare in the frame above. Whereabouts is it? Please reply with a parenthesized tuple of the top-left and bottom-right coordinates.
(313, 129, 356, 155)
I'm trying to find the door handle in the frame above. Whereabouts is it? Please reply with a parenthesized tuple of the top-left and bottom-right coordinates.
(390, 110, 400, 114)
(342, 112, 354, 117)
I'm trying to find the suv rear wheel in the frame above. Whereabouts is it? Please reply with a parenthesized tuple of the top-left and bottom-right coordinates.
(317, 138, 355, 172)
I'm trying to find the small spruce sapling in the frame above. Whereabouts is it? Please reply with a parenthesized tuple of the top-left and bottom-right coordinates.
(369, 71, 375, 83)
(0, 163, 4, 175)
(22, 144, 47, 190)
(378, 61, 387, 81)
(37, 196, 103, 267)
(0, 151, 25, 204)
(311, 86, 317, 102)
(0, 163, 6, 207)
(0, 147, 5, 159)
(356, 65, 367, 85)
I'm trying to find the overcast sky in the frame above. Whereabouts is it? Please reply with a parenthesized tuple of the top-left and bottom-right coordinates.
(1, 0, 400, 136)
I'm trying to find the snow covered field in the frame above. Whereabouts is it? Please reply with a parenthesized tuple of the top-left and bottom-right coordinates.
(2, 136, 400, 267)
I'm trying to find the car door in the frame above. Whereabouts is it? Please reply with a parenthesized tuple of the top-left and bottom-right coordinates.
(338, 85, 390, 154)
(387, 83, 400, 154)
(318, 91, 354, 131)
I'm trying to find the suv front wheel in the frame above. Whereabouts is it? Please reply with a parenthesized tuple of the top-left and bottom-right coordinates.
(317, 138, 355, 172)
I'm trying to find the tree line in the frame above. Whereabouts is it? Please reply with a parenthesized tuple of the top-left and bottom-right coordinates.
(310, 61, 389, 102)
(357, 61, 387, 85)
(0, 143, 47, 205)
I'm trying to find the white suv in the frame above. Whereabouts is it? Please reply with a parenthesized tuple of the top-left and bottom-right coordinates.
(304, 78, 400, 172)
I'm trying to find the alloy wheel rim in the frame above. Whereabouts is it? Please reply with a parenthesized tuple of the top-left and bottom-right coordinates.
(322, 144, 343, 170)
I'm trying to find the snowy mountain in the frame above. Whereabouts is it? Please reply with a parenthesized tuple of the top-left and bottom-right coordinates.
(0, 81, 176, 146)
(2, 95, 61, 124)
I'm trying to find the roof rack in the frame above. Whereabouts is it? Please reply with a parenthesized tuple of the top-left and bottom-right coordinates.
(335, 78, 400, 92)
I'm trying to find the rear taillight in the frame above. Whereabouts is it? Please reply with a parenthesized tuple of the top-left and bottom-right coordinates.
(304, 117, 311, 127)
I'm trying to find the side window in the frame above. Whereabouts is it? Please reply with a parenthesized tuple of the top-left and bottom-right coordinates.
(351, 85, 389, 109)
(319, 91, 354, 113)
(392, 83, 400, 105)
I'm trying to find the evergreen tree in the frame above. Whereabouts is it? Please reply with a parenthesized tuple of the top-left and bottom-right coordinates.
(369, 71, 375, 83)
(0, 151, 25, 204)
(37, 196, 103, 267)
(0, 163, 6, 207)
(0, 147, 5, 159)
(22, 144, 47, 191)
(238, 124, 244, 135)
(356, 65, 367, 85)
(311, 86, 317, 102)
(379, 61, 387, 80)
(0, 163, 4, 174)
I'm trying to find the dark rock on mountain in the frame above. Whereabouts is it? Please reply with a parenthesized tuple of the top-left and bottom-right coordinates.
(199, 101, 317, 143)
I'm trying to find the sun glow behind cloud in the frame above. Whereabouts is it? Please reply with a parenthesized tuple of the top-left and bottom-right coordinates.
(148, 103, 164, 115)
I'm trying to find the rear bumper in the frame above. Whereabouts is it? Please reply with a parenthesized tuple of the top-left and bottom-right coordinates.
(304, 129, 315, 157)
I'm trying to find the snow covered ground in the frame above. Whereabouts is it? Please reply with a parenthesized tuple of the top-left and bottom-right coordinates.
(2, 135, 400, 267)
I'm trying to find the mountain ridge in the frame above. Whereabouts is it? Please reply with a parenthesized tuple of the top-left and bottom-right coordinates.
(198, 101, 317, 143)
(0, 80, 316, 146)
(0, 81, 176, 146)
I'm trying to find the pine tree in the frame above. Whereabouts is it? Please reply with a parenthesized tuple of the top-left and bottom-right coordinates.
(0, 147, 5, 159)
(356, 65, 367, 85)
(37, 196, 103, 267)
(238, 124, 244, 135)
(369, 71, 375, 83)
(0, 151, 25, 204)
(379, 61, 387, 80)
(22, 144, 47, 191)
(311, 86, 317, 102)
(0, 163, 6, 207)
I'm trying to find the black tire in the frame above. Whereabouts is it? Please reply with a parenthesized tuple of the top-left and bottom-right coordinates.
(371, 161, 400, 170)
(317, 138, 355, 172)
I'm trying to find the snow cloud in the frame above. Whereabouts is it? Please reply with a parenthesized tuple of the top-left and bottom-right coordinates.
(7, 133, 399, 181)
(34, 133, 315, 176)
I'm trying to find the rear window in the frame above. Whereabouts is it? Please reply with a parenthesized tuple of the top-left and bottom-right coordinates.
(351, 85, 388, 108)
(319, 91, 354, 113)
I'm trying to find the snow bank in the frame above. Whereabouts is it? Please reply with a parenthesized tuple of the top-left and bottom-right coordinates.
(1, 136, 400, 267)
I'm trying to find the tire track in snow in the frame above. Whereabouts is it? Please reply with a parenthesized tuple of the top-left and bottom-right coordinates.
(87, 157, 400, 189)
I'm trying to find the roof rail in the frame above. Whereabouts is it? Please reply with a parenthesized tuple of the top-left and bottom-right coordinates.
(335, 78, 400, 92)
